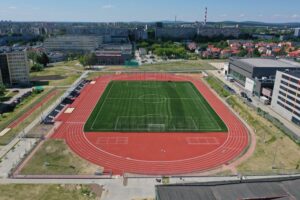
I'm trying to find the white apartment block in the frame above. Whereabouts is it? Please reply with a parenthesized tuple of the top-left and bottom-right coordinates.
(271, 71, 300, 126)
(294, 28, 300, 37)
(0, 51, 30, 85)
(44, 35, 103, 52)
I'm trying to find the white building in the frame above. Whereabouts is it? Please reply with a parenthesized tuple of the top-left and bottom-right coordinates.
(44, 35, 103, 52)
(294, 28, 300, 38)
(271, 71, 300, 126)
(0, 51, 30, 85)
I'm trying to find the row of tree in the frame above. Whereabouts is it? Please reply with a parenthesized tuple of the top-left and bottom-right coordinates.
(28, 52, 50, 72)
(78, 53, 97, 66)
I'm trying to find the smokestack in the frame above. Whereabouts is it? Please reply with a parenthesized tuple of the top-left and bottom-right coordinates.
(204, 7, 208, 26)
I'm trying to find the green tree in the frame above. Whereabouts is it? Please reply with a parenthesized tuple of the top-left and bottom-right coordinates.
(238, 49, 248, 57)
(79, 53, 97, 66)
(31, 63, 44, 72)
(28, 52, 38, 64)
(253, 48, 261, 57)
(36, 53, 49, 67)
(0, 84, 6, 96)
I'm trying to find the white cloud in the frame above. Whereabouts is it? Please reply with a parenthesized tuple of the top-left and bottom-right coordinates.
(291, 14, 300, 18)
(102, 4, 114, 9)
(8, 6, 17, 9)
(239, 14, 246, 18)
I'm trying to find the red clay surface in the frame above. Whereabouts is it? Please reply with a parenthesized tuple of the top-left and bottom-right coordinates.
(9, 90, 59, 129)
(52, 73, 249, 175)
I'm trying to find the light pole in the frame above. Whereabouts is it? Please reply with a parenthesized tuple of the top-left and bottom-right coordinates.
(272, 134, 279, 170)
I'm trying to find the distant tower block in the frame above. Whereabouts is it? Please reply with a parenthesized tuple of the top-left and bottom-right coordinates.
(204, 7, 208, 26)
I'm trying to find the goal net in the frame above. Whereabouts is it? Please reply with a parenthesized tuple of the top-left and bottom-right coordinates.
(147, 124, 166, 132)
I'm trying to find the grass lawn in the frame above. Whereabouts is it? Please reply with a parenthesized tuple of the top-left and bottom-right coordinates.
(84, 81, 227, 132)
(0, 89, 64, 145)
(30, 60, 83, 86)
(227, 96, 300, 173)
(20, 139, 100, 175)
(101, 60, 218, 72)
(205, 76, 231, 98)
(0, 184, 97, 200)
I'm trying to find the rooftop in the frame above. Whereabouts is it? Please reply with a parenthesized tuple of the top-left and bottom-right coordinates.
(236, 58, 300, 68)
(156, 178, 300, 200)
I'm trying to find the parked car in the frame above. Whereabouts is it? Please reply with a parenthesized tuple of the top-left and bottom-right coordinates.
(224, 85, 236, 94)
(240, 92, 248, 98)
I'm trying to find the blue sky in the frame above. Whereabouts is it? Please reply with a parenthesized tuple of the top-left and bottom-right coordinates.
(0, 0, 299, 23)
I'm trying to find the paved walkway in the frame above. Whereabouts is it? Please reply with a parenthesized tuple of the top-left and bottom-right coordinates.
(1, 175, 300, 200)
(0, 138, 37, 178)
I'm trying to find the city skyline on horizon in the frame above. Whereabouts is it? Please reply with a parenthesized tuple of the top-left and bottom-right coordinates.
(0, 0, 300, 23)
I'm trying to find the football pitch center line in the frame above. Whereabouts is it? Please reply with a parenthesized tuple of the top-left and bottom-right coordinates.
(188, 83, 223, 131)
(90, 82, 115, 131)
(89, 81, 224, 132)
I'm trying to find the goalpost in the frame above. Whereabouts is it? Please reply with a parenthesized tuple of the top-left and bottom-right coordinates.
(147, 124, 166, 132)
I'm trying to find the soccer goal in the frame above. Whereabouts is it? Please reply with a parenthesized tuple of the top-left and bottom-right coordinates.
(147, 124, 166, 132)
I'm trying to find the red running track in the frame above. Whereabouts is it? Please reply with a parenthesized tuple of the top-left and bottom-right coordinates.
(52, 73, 249, 175)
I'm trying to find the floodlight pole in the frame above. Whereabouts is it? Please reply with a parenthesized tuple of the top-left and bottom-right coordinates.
(272, 140, 279, 169)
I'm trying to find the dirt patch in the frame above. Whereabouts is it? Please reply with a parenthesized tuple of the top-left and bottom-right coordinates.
(31, 75, 66, 81)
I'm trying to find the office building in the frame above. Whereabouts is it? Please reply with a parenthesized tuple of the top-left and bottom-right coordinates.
(44, 35, 103, 52)
(155, 27, 240, 39)
(94, 51, 127, 65)
(271, 71, 300, 126)
(94, 44, 133, 65)
(228, 58, 300, 96)
(0, 51, 30, 86)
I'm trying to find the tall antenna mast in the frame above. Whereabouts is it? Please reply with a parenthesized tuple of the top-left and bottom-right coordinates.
(204, 7, 208, 26)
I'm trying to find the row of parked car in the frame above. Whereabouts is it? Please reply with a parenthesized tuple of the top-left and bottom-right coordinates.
(223, 82, 253, 103)
(42, 79, 90, 124)
(0, 90, 33, 114)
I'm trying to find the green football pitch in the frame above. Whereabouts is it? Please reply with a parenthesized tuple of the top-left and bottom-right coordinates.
(84, 81, 228, 132)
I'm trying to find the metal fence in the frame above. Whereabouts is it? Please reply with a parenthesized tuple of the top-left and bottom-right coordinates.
(242, 99, 300, 144)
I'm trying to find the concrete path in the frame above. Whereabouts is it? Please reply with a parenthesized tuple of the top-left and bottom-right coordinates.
(1, 175, 300, 200)
(0, 138, 37, 178)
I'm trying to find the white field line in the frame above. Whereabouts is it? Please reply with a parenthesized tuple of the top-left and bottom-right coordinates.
(91, 82, 115, 130)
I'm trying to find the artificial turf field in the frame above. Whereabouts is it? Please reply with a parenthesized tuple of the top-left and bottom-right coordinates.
(84, 81, 227, 132)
